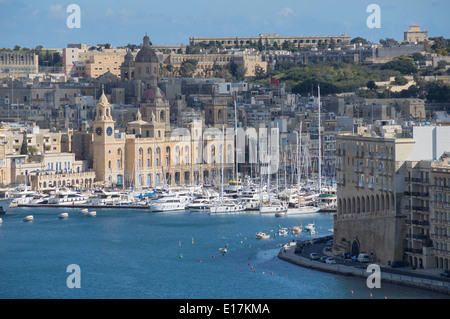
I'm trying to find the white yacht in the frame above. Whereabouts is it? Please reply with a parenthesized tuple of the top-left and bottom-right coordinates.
(259, 201, 288, 214)
(48, 189, 89, 205)
(6, 187, 39, 206)
(89, 190, 126, 205)
(149, 197, 186, 212)
(209, 199, 245, 214)
(187, 198, 214, 212)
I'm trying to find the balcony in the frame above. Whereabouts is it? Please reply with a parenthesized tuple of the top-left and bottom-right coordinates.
(405, 219, 430, 226)
(404, 191, 429, 198)
(430, 201, 450, 209)
(405, 205, 429, 212)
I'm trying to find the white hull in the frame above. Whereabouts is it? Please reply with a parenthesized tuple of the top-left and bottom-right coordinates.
(86, 211, 96, 217)
(209, 204, 245, 214)
(48, 199, 88, 205)
(287, 206, 320, 215)
(259, 205, 287, 214)
(150, 203, 186, 212)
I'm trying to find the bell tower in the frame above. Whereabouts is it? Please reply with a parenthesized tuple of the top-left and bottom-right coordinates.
(92, 87, 116, 183)
(93, 86, 115, 143)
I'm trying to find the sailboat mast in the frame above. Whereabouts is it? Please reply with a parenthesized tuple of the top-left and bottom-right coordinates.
(234, 100, 238, 183)
(317, 85, 322, 193)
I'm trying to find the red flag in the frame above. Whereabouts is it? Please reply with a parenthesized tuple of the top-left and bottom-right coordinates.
(270, 76, 280, 87)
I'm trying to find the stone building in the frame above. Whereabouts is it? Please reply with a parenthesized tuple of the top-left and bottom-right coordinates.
(0, 52, 39, 76)
(404, 25, 428, 43)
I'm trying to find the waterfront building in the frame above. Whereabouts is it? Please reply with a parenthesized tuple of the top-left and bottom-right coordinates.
(335, 124, 450, 267)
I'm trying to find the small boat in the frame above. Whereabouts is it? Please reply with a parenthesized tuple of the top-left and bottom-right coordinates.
(58, 212, 69, 219)
(23, 215, 34, 222)
(79, 208, 88, 214)
(0, 217, 3, 224)
(292, 226, 302, 234)
(304, 223, 315, 232)
(86, 211, 96, 217)
(219, 247, 228, 254)
(255, 232, 270, 239)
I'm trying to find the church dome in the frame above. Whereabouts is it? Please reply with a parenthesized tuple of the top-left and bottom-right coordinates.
(135, 35, 158, 63)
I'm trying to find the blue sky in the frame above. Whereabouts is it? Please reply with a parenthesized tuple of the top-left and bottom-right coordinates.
(1, 0, 449, 48)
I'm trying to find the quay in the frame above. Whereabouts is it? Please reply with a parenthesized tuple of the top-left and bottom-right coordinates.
(278, 237, 450, 295)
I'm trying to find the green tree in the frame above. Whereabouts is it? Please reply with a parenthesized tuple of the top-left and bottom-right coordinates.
(381, 57, 417, 74)
(367, 80, 378, 90)
(20, 133, 28, 155)
(180, 59, 198, 77)
(350, 37, 369, 45)
(393, 76, 408, 85)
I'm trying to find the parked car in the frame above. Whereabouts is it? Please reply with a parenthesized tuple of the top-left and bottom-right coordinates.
(325, 257, 336, 264)
(357, 253, 370, 263)
(325, 245, 332, 251)
(440, 270, 450, 278)
(309, 253, 320, 260)
(351, 255, 359, 262)
(320, 256, 328, 263)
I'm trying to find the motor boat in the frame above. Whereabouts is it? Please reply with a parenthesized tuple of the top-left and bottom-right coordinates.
(304, 223, 315, 232)
(6, 188, 40, 206)
(292, 226, 302, 234)
(149, 197, 186, 212)
(86, 211, 96, 217)
(79, 208, 88, 214)
(187, 198, 214, 212)
(255, 232, 270, 239)
(209, 199, 245, 214)
(48, 189, 89, 205)
(29, 193, 50, 205)
(278, 228, 288, 237)
(259, 201, 288, 214)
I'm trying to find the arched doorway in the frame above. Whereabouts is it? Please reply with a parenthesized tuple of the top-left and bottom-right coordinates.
(351, 238, 360, 257)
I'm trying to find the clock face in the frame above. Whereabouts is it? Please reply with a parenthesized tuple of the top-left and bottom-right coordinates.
(106, 126, 113, 136)
(95, 127, 103, 136)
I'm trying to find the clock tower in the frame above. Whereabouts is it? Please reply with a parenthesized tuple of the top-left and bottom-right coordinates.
(92, 88, 116, 183)
(93, 87, 115, 142)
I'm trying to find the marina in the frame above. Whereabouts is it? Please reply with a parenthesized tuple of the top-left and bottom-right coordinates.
(0, 206, 447, 299)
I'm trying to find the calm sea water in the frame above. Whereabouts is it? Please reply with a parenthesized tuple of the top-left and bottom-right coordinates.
(0, 207, 448, 299)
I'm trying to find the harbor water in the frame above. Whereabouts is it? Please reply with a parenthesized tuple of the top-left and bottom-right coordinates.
(0, 207, 448, 299)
